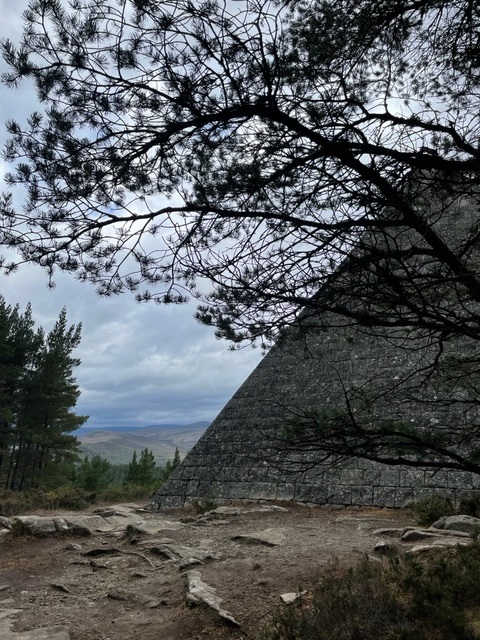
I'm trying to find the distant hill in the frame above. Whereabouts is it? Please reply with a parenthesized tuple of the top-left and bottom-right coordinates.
(76, 422, 209, 465)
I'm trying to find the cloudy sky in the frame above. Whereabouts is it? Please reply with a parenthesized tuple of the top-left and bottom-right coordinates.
(0, 0, 263, 429)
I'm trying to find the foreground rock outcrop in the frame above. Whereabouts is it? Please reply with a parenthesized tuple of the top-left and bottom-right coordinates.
(1, 503, 475, 640)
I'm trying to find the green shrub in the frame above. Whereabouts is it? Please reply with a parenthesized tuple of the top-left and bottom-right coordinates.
(0, 484, 153, 516)
(260, 545, 480, 640)
(9, 518, 34, 537)
(459, 494, 480, 518)
(98, 484, 153, 503)
(193, 486, 218, 514)
(408, 494, 456, 526)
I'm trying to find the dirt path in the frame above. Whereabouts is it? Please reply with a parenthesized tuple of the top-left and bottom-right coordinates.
(0, 504, 415, 639)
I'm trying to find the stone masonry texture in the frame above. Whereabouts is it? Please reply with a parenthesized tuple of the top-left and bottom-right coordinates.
(151, 192, 480, 510)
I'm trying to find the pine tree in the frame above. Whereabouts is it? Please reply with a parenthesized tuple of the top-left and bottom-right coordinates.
(124, 448, 156, 487)
(0, 304, 87, 490)
(123, 450, 139, 486)
(76, 455, 111, 492)
(162, 447, 181, 484)
(0, 298, 43, 486)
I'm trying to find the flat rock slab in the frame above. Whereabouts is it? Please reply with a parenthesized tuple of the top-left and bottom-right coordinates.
(208, 506, 288, 517)
(407, 538, 471, 554)
(103, 513, 144, 528)
(373, 527, 415, 538)
(130, 521, 186, 535)
(401, 529, 444, 542)
(142, 542, 221, 563)
(108, 589, 161, 608)
(0, 601, 69, 640)
(62, 515, 113, 533)
(186, 570, 239, 626)
(231, 528, 286, 546)
(13, 516, 59, 535)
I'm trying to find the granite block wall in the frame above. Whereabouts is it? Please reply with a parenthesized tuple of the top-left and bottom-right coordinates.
(150, 318, 480, 510)
(150, 194, 480, 510)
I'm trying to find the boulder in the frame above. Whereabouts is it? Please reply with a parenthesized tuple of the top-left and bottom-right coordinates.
(13, 516, 57, 535)
(430, 515, 480, 535)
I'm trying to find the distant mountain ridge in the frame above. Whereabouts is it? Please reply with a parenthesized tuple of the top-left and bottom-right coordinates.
(76, 422, 209, 465)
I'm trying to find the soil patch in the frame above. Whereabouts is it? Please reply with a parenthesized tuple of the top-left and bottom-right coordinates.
(0, 503, 414, 639)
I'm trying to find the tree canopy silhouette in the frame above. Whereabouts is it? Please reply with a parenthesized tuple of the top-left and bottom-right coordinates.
(1, 0, 478, 346)
(2, 0, 480, 477)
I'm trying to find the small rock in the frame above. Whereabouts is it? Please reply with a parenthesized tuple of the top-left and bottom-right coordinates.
(64, 543, 82, 551)
(50, 583, 72, 594)
(89, 560, 109, 569)
(107, 589, 161, 608)
(179, 557, 203, 570)
(372, 541, 398, 555)
(280, 591, 306, 605)
(186, 570, 240, 626)
(179, 516, 196, 523)
(0, 516, 12, 529)
(53, 518, 70, 533)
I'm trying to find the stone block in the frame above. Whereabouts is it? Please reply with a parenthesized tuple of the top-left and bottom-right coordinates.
(351, 486, 374, 505)
(322, 469, 343, 484)
(395, 487, 415, 507)
(276, 483, 295, 501)
(423, 470, 448, 488)
(327, 485, 352, 505)
(363, 470, 381, 486)
(340, 469, 365, 485)
(246, 466, 269, 482)
(379, 469, 400, 486)
(399, 468, 425, 487)
(373, 487, 396, 507)
(157, 494, 185, 508)
(294, 483, 327, 504)
(178, 465, 196, 481)
(448, 471, 476, 489)
(216, 467, 239, 482)
(248, 482, 280, 500)
(227, 483, 254, 499)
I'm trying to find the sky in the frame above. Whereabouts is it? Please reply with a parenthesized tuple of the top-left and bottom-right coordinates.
(0, 0, 263, 429)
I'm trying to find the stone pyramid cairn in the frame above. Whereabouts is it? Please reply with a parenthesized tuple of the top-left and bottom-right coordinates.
(151, 190, 480, 510)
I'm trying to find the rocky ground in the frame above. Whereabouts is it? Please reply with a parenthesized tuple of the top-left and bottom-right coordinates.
(0, 502, 475, 640)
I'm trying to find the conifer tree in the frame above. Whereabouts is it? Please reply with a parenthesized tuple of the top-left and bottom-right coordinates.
(124, 448, 156, 487)
(0, 302, 87, 489)
(76, 455, 111, 492)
